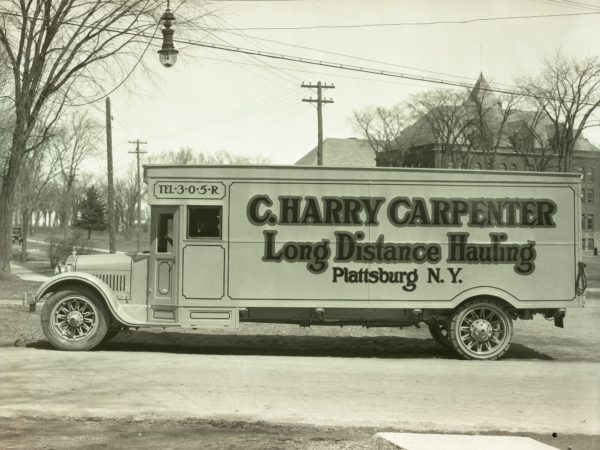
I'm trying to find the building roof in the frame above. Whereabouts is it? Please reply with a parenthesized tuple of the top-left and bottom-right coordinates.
(469, 72, 491, 103)
(295, 138, 376, 166)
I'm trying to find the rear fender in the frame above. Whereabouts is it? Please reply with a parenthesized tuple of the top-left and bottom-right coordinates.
(35, 272, 148, 326)
(451, 286, 518, 310)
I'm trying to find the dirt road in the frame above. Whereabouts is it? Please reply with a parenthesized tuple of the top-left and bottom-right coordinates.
(1, 345, 598, 436)
(1, 290, 599, 447)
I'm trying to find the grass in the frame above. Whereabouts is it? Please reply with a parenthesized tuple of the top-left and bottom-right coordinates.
(0, 272, 42, 301)
(29, 227, 151, 254)
(11, 227, 150, 275)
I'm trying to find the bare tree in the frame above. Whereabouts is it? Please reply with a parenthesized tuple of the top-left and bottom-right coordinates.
(465, 89, 521, 169)
(150, 147, 271, 165)
(350, 105, 410, 165)
(508, 107, 557, 172)
(520, 53, 600, 172)
(52, 112, 101, 234)
(114, 166, 143, 241)
(408, 89, 472, 168)
(0, 0, 209, 272)
(16, 134, 60, 261)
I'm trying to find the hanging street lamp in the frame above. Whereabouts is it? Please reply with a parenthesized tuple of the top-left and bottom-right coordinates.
(158, 1, 178, 67)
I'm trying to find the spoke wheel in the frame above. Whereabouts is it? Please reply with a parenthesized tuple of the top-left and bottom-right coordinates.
(449, 299, 513, 360)
(102, 326, 122, 343)
(42, 288, 109, 351)
(428, 320, 452, 348)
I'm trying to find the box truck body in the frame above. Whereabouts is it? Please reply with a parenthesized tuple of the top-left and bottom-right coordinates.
(36, 165, 586, 360)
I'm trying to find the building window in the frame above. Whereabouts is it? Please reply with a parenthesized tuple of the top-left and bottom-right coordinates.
(587, 189, 594, 204)
(500, 163, 507, 171)
(586, 214, 594, 230)
(582, 238, 587, 250)
(473, 162, 482, 170)
(587, 167, 594, 182)
(578, 167, 585, 181)
(509, 163, 517, 171)
(588, 239, 595, 251)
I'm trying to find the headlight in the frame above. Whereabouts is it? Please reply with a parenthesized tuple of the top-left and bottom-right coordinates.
(54, 263, 74, 274)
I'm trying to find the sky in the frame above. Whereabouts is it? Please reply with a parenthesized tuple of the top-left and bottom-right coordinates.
(87, 0, 600, 173)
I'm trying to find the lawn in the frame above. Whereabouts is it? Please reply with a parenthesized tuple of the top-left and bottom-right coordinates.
(28, 227, 150, 254)
(0, 272, 41, 301)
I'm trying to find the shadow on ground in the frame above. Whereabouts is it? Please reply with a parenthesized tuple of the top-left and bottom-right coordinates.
(23, 331, 553, 360)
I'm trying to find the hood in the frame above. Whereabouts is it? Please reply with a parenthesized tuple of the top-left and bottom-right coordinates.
(73, 253, 132, 272)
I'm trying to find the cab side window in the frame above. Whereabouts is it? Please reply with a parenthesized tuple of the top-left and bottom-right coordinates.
(188, 206, 222, 239)
(157, 213, 174, 253)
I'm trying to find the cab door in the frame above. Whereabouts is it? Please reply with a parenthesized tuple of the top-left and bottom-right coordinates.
(148, 206, 179, 315)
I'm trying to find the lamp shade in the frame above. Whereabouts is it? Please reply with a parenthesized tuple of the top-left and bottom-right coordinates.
(158, 48, 178, 68)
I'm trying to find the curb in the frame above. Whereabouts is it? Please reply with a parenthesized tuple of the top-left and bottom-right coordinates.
(374, 432, 560, 449)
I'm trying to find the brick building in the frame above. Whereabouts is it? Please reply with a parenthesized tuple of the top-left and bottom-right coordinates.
(296, 74, 600, 251)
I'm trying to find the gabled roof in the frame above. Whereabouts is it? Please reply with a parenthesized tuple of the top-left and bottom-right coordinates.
(295, 138, 376, 166)
(469, 72, 491, 103)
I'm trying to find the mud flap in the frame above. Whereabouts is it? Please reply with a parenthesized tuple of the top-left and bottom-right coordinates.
(554, 312, 565, 328)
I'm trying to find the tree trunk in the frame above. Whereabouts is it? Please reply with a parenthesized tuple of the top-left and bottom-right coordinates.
(34, 210, 41, 235)
(0, 126, 29, 273)
(87, 227, 91, 240)
(20, 208, 30, 263)
(0, 190, 14, 273)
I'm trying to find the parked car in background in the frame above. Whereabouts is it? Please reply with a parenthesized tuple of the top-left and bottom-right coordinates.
(12, 226, 22, 245)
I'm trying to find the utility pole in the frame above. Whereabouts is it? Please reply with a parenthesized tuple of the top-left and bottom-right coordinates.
(302, 81, 335, 166)
(128, 139, 147, 252)
(105, 98, 116, 254)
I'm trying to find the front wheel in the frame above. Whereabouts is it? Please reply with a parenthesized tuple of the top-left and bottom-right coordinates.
(449, 299, 513, 360)
(41, 287, 110, 351)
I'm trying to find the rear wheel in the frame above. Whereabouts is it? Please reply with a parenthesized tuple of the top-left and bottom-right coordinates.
(449, 299, 513, 360)
(41, 287, 110, 351)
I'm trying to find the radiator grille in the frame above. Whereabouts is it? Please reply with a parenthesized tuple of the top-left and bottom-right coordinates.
(93, 273, 127, 292)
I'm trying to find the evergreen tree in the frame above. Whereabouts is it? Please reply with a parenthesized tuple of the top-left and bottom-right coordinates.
(74, 186, 107, 239)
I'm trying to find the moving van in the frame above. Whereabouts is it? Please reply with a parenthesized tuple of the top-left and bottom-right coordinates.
(35, 165, 587, 360)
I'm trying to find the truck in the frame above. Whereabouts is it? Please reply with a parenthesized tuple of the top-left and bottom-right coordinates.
(34, 165, 587, 360)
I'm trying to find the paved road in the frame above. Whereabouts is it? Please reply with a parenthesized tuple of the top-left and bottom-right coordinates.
(1, 346, 598, 435)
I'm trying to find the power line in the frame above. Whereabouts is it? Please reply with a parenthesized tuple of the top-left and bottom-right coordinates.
(199, 15, 303, 90)
(542, 0, 600, 12)
(196, 11, 600, 31)
(4, 9, 600, 106)
(215, 29, 486, 85)
(170, 37, 588, 104)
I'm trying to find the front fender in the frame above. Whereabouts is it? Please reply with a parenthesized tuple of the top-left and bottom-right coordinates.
(35, 272, 148, 326)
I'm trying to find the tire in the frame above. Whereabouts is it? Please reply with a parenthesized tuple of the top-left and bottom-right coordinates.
(448, 299, 513, 361)
(101, 326, 122, 343)
(41, 287, 110, 351)
(428, 320, 452, 348)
